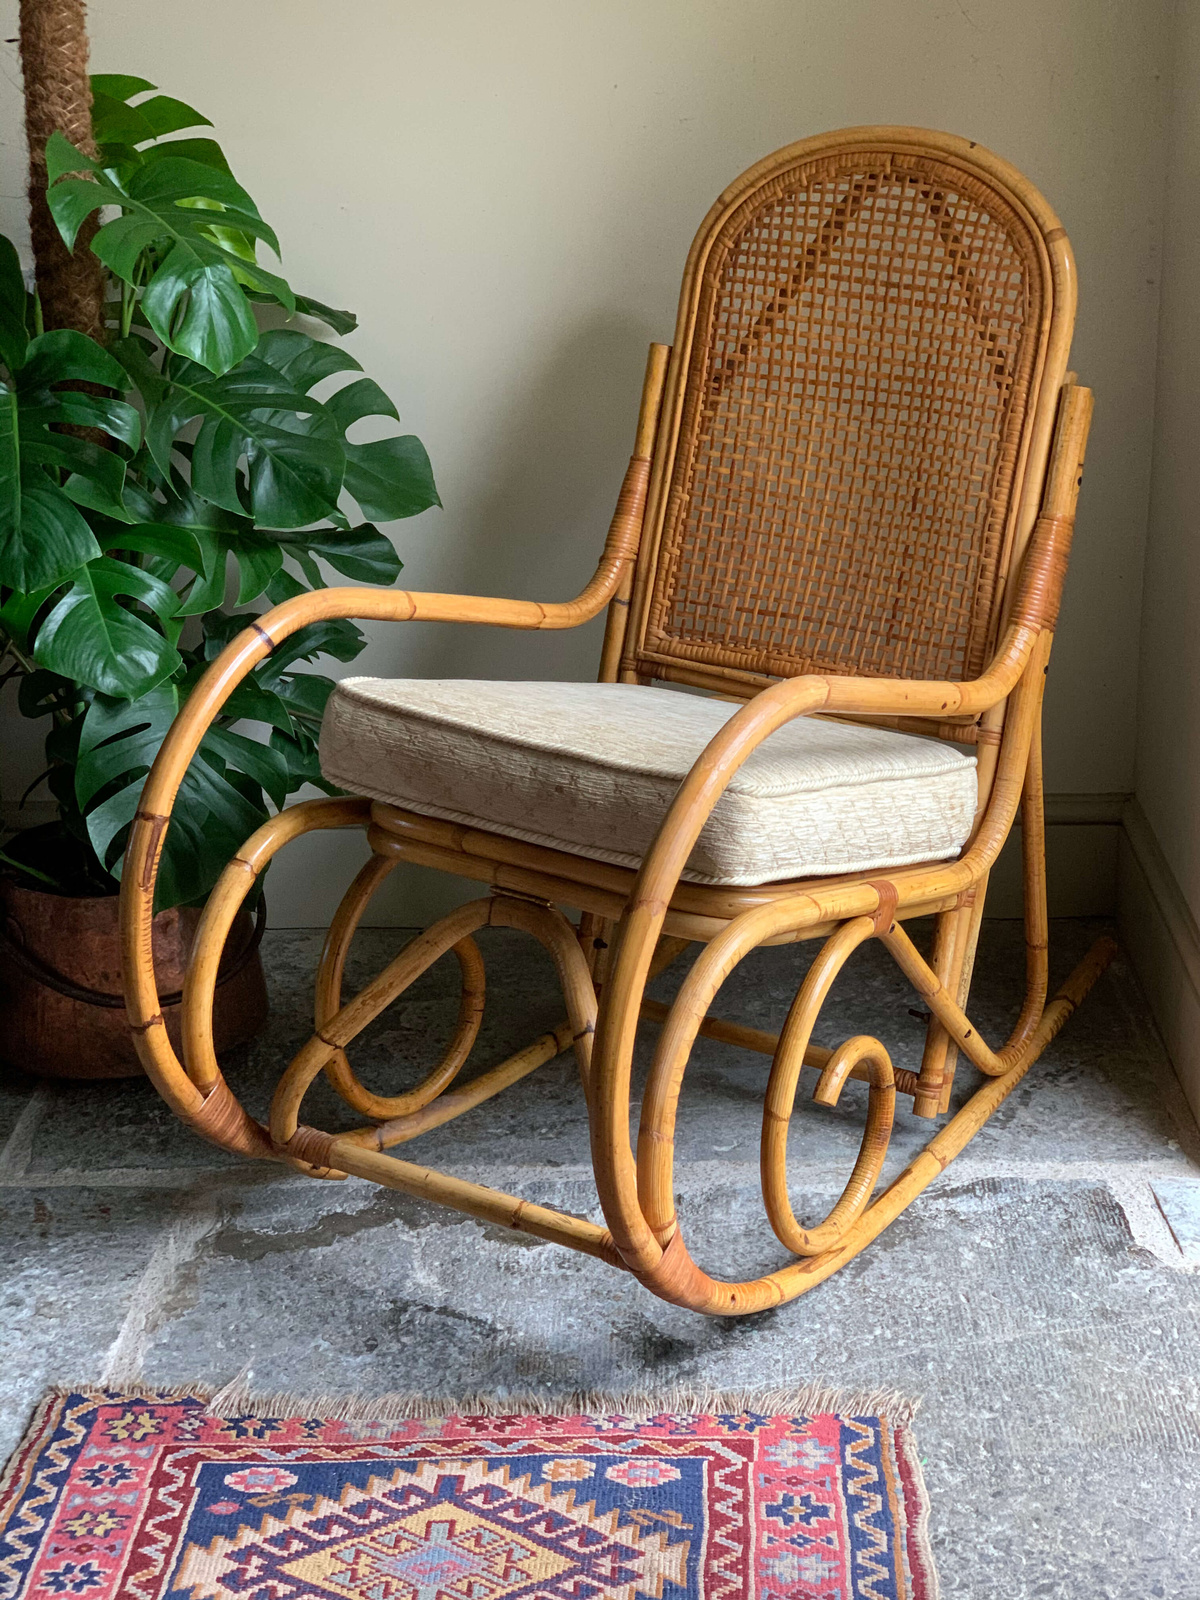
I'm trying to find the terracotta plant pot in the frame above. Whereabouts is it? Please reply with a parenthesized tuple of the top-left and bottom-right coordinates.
(0, 878, 268, 1080)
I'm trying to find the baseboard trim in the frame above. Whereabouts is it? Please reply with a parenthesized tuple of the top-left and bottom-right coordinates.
(4, 794, 1129, 925)
(1120, 798, 1200, 1002)
(1039, 791, 1128, 827)
(1, 800, 56, 831)
(1118, 797, 1200, 1124)
(988, 792, 1125, 918)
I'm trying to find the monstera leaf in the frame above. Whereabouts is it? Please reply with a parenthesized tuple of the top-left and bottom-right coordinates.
(90, 73, 215, 168)
(0, 309, 140, 592)
(33, 555, 181, 698)
(0, 234, 31, 374)
(276, 524, 403, 585)
(253, 332, 439, 520)
(74, 669, 330, 908)
(75, 686, 277, 907)
(131, 327, 438, 529)
(136, 353, 341, 525)
(46, 130, 293, 375)
(85, 77, 357, 340)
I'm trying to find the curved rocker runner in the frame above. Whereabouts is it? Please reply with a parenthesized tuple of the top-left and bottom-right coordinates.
(120, 127, 1116, 1315)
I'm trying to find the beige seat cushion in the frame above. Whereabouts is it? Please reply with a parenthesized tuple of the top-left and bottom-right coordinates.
(319, 679, 978, 887)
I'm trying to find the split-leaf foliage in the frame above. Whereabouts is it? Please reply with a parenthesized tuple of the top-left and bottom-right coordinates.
(0, 76, 437, 906)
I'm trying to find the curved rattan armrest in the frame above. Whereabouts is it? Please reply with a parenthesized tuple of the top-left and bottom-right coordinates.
(585, 618, 1049, 1275)
(639, 616, 1043, 916)
(611, 487, 1076, 938)
(116, 559, 628, 1133)
(253, 556, 629, 647)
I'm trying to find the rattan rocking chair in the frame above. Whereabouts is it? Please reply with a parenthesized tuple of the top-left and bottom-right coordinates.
(121, 127, 1115, 1315)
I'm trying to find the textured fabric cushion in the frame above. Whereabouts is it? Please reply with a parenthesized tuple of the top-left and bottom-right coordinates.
(319, 679, 978, 886)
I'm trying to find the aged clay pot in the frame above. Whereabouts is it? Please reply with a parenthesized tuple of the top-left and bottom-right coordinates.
(0, 877, 268, 1080)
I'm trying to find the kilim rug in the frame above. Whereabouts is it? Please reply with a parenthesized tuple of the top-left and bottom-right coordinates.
(0, 1385, 938, 1599)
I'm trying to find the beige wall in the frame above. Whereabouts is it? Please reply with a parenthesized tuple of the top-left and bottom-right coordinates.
(1133, 0, 1200, 906)
(1122, 0, 1200, 1120)
(0, 0, 1170, 925)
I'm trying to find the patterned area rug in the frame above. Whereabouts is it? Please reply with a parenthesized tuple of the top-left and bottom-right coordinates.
(0, 1386, 938, 1598)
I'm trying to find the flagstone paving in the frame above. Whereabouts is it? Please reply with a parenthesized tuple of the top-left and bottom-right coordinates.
(2, 918, 1197, 1598)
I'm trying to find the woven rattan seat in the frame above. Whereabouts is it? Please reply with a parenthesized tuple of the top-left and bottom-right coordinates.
(124, 128, 1114, 1315)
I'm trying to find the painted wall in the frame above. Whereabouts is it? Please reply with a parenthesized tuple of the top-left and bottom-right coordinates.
(0, 0, 1168, 925)
(1122, 0, 1200, 1119)
(1133, 1, 1200, 909)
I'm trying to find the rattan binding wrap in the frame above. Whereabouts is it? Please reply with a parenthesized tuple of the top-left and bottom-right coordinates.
(635, 146, 1051, 688)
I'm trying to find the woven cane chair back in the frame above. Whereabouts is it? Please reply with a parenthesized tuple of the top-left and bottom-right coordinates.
(628, 129, 1073, 692)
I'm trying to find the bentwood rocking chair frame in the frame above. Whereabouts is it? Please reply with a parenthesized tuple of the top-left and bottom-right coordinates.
(121, 127, 1114, 1315)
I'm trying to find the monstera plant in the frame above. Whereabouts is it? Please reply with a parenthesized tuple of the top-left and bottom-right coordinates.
(0, 75, 437, 912)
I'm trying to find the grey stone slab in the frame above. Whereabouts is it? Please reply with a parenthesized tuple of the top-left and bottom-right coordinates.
(17, 917, 1200, 1183)
(1154, 1177, 1200, 1264)
(0, 1187, 175, 1463)
(139, 1169, 1200, 1600)
(0, 1064, 37, 1154)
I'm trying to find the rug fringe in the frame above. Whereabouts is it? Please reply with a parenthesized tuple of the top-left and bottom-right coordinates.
(46, 1378, 920, 1427)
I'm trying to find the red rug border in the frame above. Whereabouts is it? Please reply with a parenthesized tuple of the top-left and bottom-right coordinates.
(1, 1382, 940, 1600)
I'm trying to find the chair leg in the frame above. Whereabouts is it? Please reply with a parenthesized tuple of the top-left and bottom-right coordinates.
(162, 795, 1117, 1317)
(578, 910, 607, 980)
(594, 894, 1117, 1315)
(913, 896, 979, 1118)
(939, 878, 989, 1114)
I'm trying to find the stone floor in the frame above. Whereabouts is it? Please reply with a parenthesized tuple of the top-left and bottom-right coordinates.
(2, 917, 1199, 1597)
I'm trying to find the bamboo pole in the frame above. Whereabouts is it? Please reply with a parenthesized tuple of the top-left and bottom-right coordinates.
(326, 1141, 623, 1266)
(598, 343, 670, 683)
(340, 1023, 576, 1151)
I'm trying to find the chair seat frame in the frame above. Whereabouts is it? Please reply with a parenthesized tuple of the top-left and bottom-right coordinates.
(120, 128, 1114, 1315)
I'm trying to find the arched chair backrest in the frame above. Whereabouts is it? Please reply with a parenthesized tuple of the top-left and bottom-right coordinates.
(625, 127, 1076, 693)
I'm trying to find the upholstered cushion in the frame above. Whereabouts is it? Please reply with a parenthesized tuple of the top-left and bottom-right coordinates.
(319, 679, 978, 886)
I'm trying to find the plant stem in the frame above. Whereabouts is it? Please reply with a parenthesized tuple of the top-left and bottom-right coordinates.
(0, 845, 58, 886)
(1, 634, 37, 676)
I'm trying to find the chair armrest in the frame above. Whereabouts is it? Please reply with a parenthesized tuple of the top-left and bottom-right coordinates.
(121, 561, 623, 900)
(118, 347, 672, 1146)
(636, 615, 1042, 904)
(251, 560, 629, 648)
(624, 482, 1078, 920)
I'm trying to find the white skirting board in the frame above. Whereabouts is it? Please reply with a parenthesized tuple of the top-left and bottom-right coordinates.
(3, 794, 1126, 927)
(988, 793, 1122, 918)
(256, 792, 1128, 926)
(1118, 799, 1200, 1126)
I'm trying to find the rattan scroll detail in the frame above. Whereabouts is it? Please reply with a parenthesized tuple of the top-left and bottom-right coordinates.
(643, 151, 1047, 685)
